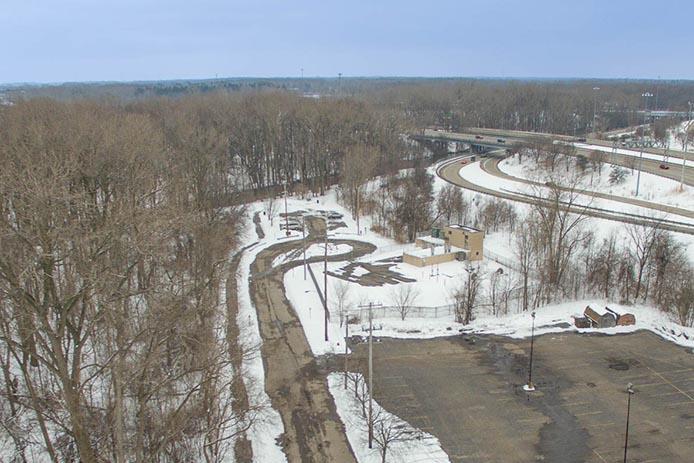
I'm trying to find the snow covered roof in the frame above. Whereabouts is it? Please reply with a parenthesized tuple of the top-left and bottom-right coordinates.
(447, 224, 482, 233)
(405, 244, 463, 258)
(417, 236, 445, 246)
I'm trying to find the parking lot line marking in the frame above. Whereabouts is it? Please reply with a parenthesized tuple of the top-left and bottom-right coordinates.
(563, 401, 591, 407)
(585, 422, 615, 428)
(645, 365, 694, 401)
(576, 410, 603, 417)
(591, 448, 608, 462)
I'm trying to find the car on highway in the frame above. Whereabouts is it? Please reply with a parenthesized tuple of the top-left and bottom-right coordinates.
(460, 159, 469, 165)
(659, 163, 670, 170)
(475, 135, 483, 140)
(497, 138, 505, 143)
(577, 137, 587, 142)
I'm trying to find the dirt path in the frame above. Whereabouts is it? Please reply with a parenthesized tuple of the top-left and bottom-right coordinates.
(248, 218, 376, 462)
(226, 247, 255, 462)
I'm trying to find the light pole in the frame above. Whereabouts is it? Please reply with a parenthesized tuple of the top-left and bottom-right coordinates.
(623, 382, 635, 463)
(323, 212, 329, 342)
(635, 92, 653, 197)
(302, 216, 307, 280)
(284, 182, 290, 236)
(683, 102, 692, 190)
(357, 302, 383, 449)
(592, 87, 600, 134)
(523, 311, 537, 392)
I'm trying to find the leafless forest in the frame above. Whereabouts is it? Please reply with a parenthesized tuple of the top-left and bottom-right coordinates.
(1, 80, 693, 461)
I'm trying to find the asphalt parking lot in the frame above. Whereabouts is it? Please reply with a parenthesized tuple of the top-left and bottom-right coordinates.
(351, 331, 694, 462)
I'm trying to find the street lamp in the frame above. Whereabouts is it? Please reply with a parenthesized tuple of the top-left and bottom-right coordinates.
(523, 311, 537, 392)
(635, 92, 653, 197)
(284, 182, 291, 236)
(323, 212, 329, 342)
(623, 382, 635, 463)
(683, 101, 693, 190)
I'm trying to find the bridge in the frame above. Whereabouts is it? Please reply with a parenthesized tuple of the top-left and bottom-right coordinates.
(411, 128, 516, 160)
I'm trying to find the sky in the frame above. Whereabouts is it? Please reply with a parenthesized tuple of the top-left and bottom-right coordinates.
(1, 0, 693, 84)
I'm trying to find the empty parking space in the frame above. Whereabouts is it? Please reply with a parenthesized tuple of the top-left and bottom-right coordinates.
(351, 331, 694, 462)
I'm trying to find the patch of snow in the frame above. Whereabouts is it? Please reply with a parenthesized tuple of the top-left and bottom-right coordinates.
(327, 373, 450, 463)
(272, 242, 353, 267)
(349, 299, 694, 350)
(499, 153, 694, 211)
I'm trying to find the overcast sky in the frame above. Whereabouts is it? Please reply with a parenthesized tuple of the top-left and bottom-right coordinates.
(2, 0, 693, 83)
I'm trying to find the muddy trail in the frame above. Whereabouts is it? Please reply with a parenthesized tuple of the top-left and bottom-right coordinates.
(249, 217, 376, 462)
(226, 244, 257, 462)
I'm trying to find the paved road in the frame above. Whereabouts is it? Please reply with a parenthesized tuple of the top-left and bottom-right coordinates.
(248, 217, 376, 462)
(351, 331, 694, 462)
(424, 128, 694, 186)
(482, 157, 694, 220)
(437, 157, 694, 234)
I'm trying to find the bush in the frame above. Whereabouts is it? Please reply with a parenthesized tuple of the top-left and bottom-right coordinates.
(609, 166, 627, 185)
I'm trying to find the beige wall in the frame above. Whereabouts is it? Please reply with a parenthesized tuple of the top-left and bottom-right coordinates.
(443, 226, 484, 261)
(403, 252, 457, 267)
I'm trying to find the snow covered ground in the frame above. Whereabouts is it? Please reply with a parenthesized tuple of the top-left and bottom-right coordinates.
(272, 242, 353, 267)
(241, 171, 694, 461)
(458, 161, 694, 225)
(327, 373, 450, 463)
(234, 227, 289, 463)
(667, 119, 693, 152)
(348, 299, 694, 350)
(573, 141, 690, 166)
(284, 256, 518, 355)
(499, 153, 694, 210)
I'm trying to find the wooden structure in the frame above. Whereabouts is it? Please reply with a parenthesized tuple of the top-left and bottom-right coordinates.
(583, 306, 617, 328)
(574, 306, 636, 328)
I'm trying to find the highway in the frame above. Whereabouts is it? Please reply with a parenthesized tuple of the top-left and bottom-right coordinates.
(436, 156, 694, 235)
(423, 128, 694, 187)
(482, 157, 694, 220)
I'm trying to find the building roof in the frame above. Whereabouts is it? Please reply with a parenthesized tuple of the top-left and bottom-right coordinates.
(418, 236, 445, 246)
(405, 244, 463, 258)
(446, 224, 482, 233)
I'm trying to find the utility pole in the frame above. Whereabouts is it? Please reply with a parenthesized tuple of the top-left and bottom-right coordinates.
(635, 92, 653, 197)
(344, 315, 349, 389)
(338, 72, 342, 96)
(358, 301, 383, 449)
(523, 311, 537, 392)
(368, 302, 373, 448)
(623, 383, 635, 463)
(284, 182, 290, 236)
(302, 216, 307, 280)
(323, 212, 329, 342)
(682, 102, 692, 190)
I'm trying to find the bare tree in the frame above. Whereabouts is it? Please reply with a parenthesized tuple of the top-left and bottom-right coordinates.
(451, 267, 482, 324)
(332, 280, 352, 327)
(372, 409, 419, 463)
(389, 284, 420, 321)
(530, 181, 591, 302)
(670, 267, 694, 327)
(436, 184, 466, 224)
(265, 196, 278, 225)
(625, 221, 663, 301)
(340, 143, 377, 231)
(488, 268, 512, 316)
